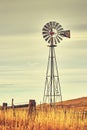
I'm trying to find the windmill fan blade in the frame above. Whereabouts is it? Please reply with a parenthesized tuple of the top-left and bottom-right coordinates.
(42, 31, 49, 35)
(49, 22, 53, 28)
(47, 22, 51, 28)
(56, 36, 60, 43)
(48, 37, 53, 43)
(57, 25, 62, 30)
(55, 23, 59, 29)
(52, 21, 55, 28)
(59, 25, 62, 28)
(42, 28, 49, 32)
(45, 36, 50, 41)
(59, 34, 65, 38)
(50, 37, 53, 43)
(57, 35, 62, 41)
(54, 38, 57, 44)
(43, 28, 49, 33)
(58, 28, 64, 32)
(53, 21, 56, 28)
(44, 25, 49, 30)
(46, 23, 51, 30)
(48, 38, 51, 43)
(43, 34, 50, 38)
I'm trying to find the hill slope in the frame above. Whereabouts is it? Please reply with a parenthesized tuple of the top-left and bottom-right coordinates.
(61, 97, 87, 106)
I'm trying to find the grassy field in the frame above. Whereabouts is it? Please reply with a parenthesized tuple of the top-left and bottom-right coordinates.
(0, 107, 87, 130)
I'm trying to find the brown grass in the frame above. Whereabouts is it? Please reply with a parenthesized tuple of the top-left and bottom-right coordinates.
(0, 107, 87, 130)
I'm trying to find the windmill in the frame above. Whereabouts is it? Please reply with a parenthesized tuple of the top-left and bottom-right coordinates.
(42, 21, 70, 107)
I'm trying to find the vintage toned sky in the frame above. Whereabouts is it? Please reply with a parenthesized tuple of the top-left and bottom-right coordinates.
(0, 0, 87, 105)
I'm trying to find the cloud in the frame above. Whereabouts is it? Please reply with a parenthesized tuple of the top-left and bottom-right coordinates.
(71, 24, 87, 32)
(0, 83, 14, 87)
(0, 0, 87, 36)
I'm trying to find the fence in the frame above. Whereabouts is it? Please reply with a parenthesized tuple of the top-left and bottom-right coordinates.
(1, 99, 36, 114)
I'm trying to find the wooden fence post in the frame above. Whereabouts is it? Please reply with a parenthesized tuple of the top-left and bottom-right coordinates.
(12, 98, 15, 116)
(28, 99, 36, 114)
(2, 103, 7, 110)
(12, 98, 14, 109)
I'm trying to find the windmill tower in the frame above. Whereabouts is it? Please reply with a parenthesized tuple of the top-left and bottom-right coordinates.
(42, 21, 70, 107)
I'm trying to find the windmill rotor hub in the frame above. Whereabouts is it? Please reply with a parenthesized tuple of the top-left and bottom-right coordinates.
(49, 31, 55, 36)
(49, 29, 57, 37)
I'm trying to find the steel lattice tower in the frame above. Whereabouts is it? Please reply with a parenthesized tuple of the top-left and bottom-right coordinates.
(42, 21, 70, 106)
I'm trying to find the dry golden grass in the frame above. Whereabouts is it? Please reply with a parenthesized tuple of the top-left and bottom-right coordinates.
(0, 107, 87, 130)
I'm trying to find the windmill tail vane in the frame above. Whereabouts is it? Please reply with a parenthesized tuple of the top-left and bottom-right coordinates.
(60, 30, 70, 38)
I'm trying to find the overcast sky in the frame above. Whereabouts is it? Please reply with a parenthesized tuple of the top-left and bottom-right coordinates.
(0, 0, 87, 105)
